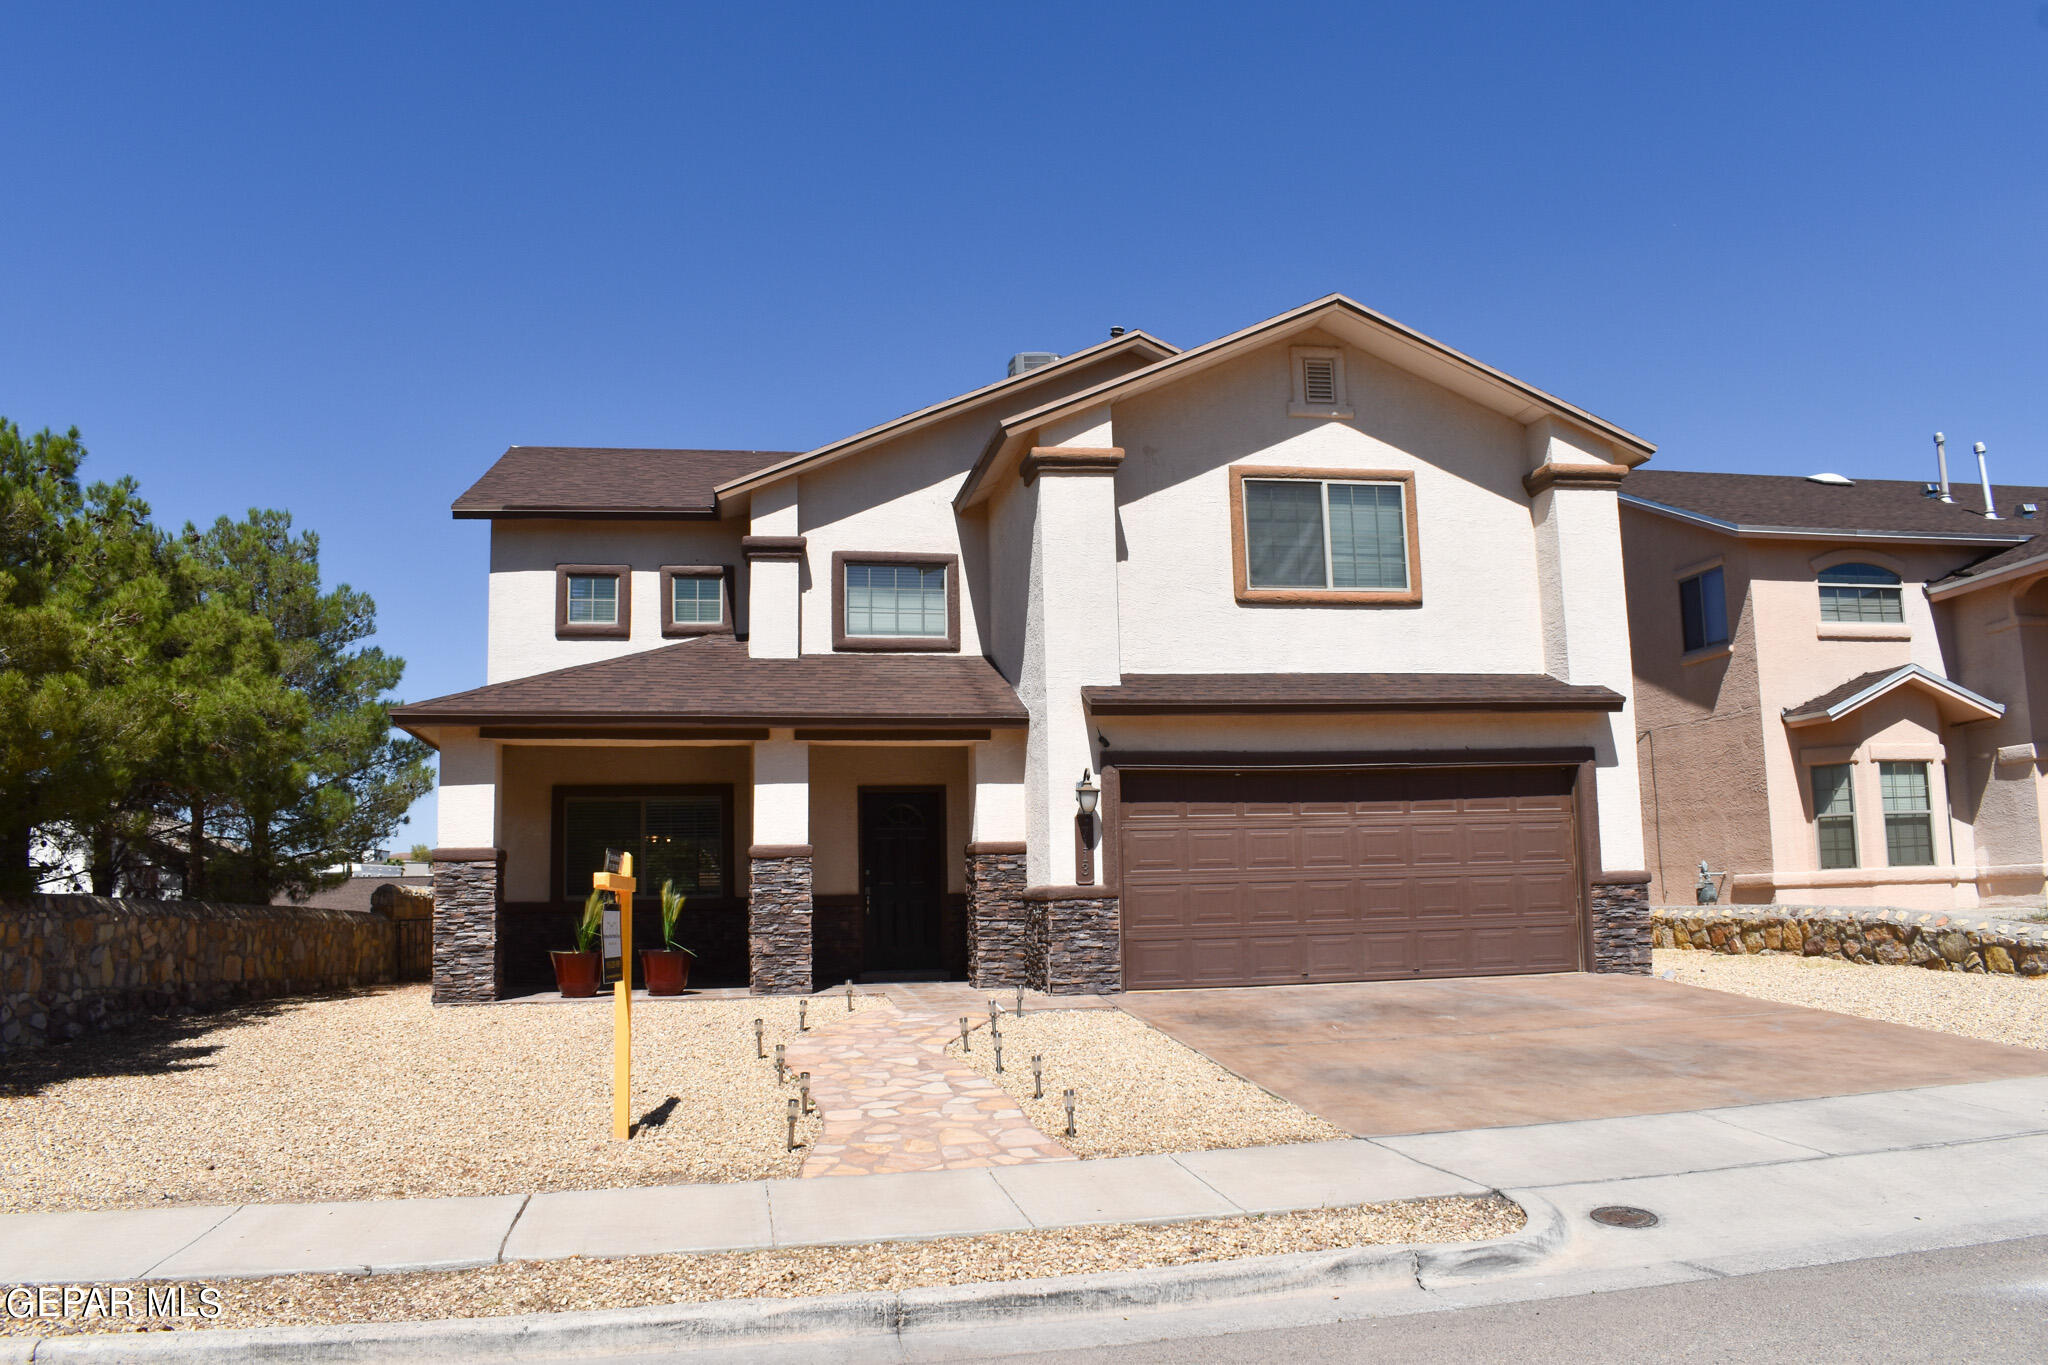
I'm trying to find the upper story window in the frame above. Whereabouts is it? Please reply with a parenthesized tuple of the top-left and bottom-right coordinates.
(1811, 762, 1857, 869)
(1678, 566, 1730, 653)
(568, 576, 617, 623)
(1819, 563, 1903, 623)
(661, 566, 730, 638)
(556, 564, 630, 640)
(1230, 467, 1419, 604)
(831, 552, 960, 652)
(1880, 761, 1936, 866)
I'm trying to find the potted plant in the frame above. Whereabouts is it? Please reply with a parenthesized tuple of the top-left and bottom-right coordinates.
(551, 890, 605, 998)
(641, 879, 697, 996)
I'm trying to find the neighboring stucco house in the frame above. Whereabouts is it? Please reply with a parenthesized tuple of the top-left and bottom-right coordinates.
(392, 295, 1659, 1002)
(1622, 469, 2048, 909)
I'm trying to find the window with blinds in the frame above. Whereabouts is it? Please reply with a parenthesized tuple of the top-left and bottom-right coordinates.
(671, 575, 721, 625)
(1819, 563, 1904, 623)
(1880, 761, 1936, 866)
(845, 562, 947, 636)
(566, 574, 618, 624)
(1244, 478, 1409, 592)
(561, 791, 726, 900)
(1811, 763, 1857, 869)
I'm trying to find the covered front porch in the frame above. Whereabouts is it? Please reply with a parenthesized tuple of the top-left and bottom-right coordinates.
(389, 639, 1043, 1002)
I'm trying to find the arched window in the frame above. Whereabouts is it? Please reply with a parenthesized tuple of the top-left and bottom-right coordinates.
(1818, 563, 1903, 624)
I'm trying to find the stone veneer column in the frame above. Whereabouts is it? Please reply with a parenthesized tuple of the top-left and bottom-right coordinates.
(1023, 887, 1121, 994)
(430, 849, 502, 1004)
(1589, 872, 1652, 974)
(965, 842, 1029, 988)
(749, 845, 814, 994)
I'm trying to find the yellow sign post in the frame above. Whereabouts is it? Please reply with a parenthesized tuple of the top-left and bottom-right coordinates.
(592, 851, 637, 1141)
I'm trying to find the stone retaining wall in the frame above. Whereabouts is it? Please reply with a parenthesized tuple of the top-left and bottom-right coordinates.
(1653, 905, 2048, 976)
(1, 894, 396, 1051)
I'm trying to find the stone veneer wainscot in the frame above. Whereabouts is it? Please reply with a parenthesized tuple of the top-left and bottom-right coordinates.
(1023, 887, 1121, 995)
(965, 842, 1029, 989)
(1589, 873, 1653, 974)
(431, 850, 502, 1004)
(749, 846, 814, 995)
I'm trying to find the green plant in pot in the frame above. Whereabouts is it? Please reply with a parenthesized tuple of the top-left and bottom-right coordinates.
(551, 890, 606, 998)
(641, 880, 697, 996)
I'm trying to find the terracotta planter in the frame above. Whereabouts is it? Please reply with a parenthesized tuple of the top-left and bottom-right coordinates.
(551, 950, 600, 998)
(641, 948, 691, 996)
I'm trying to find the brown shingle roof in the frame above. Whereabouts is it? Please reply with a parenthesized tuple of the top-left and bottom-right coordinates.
(390, 637, 1028, 730)
(1623, 469, 2047, 542)
(1082, 674, 1625, 714)
(451, 447, 798, 519)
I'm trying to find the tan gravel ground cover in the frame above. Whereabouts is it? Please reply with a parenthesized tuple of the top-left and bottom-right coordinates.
(0, 986, 875, 1213)
(1655, 949, 2048, 1050)
(944, 1008, 1345, 1157)
(0, 1195, 1522, 1337)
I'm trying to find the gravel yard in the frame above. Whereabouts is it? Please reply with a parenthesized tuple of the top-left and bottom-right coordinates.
(0, 986, 873, 1213)
(0, 1195, 1522, 1337)
(945, 1007, 1344, 1158)
(1655, 949, 2048, 1050)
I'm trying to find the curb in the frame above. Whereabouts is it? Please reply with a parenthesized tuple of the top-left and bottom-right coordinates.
(9, 1194, 1570, 1363)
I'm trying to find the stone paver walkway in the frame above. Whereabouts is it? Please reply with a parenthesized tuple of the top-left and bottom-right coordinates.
(785, 1000, 1076, 1177)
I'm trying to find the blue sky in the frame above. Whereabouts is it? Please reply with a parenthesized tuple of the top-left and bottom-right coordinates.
(4, 3, 2045, 847)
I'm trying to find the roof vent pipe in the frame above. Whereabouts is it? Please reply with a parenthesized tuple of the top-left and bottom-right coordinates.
(1933, 432, 1953, 502)
(1975, 441, 2000, 519)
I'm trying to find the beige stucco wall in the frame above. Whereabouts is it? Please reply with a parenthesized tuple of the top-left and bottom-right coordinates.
(807, 745, 971, 896)
(496, 744, 754, 903)
(1111, 333, 1547, 675)
(487, 520, 746, 683)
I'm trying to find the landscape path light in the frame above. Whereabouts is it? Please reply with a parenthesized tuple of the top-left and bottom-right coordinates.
(775, 1043, 786, 1083)
(1015, 986, 1025, 1017)
(799, 1072, 813, 1114)
(846, 981, 855, 1012)
(754, 1018, 764, 1059)
(799, 999, 808, 1032)
(1063, 1087, 1077, 1137)
(993, 1034, 1004, 1072)
(786, 1098, 799, 1151)
(959, 1017, 971, 1051)
(1032, 1054, 1043, 1099)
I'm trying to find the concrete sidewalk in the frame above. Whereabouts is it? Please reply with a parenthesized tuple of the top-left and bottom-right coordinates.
(3, 1074, 2044, 1288)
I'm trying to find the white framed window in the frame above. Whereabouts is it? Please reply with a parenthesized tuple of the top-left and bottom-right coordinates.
(566, 574, 618, 624)
(1819, 563, 1904, 623)
(1288, 347, 1351, 418)
(1811, 763, 1858, 869)
(1242, 477, 1411, 593)
(1880, 761, 1937, 866)
(1679, 567, 1730, 652)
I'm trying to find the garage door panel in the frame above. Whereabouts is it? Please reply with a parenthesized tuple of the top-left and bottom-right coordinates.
(1118, 766, 1582, 988)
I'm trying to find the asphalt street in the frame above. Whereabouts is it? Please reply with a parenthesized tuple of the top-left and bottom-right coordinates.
(959, 1235, 2048, 1365)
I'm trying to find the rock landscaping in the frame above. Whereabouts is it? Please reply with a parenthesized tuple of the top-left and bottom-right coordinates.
(0, 1195, 1523, 1337)
(0, 986, 874, 1213)
(946, 1007, 1345, 1159)
(1653, 948, 2048, 1051)
(1653, 904, 2048, 975)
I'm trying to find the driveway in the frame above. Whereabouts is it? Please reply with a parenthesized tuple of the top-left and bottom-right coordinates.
(1118, 973, 2048, 1135)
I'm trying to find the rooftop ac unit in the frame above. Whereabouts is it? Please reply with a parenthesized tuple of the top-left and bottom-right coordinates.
(1008, 351, 1060, 377)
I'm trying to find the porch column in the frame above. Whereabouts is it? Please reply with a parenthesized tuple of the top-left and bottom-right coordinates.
(745, 482, 803, 660)
(431, 728, 503, 1004)
(749, 733, 813, 993)
(966, 729, 1029, 988)
(1018, 404, 1124, 993)
(1526, 419, 1650, 973)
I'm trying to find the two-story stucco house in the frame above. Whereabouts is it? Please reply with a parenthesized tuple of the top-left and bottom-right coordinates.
(392, 295, 1660, 1002)
(1622, 468, 2048, 910)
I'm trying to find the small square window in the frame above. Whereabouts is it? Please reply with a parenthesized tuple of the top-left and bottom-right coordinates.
(673, 577, 720, 623)
(567, 575, 617, 624)
(1679, 567, 1729, 652)
(661, 567, 729, 636)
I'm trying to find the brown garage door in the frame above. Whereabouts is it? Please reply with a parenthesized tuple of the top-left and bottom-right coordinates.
(1118, 766, 1582, 990)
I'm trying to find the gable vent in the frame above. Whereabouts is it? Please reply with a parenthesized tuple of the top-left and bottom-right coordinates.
(1302, 357, 1338, 406)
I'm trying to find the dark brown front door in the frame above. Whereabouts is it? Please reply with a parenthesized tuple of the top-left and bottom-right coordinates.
(1118, 766, 1582, 990)
(859, 788, 945, 972)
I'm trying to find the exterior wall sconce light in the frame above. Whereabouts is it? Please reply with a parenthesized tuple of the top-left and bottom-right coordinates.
(1075, 768, 1101, 885)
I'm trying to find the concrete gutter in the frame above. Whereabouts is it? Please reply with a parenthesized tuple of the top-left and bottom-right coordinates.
(2, 1198, 1570, 1363)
